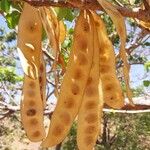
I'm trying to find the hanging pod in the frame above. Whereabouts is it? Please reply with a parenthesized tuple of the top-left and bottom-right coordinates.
(41, 10, 94, 148)
(18, 3, 46, 141)
(92, 12, 125, 109)
(77, 11, 104, 150)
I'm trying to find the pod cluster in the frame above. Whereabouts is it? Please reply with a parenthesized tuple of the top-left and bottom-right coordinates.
(17, 3, 132, 150)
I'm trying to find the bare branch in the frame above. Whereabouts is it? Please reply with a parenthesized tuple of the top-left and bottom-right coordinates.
(22, 0, 150, 22)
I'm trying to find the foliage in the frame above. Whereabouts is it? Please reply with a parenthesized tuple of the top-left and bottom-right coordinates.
(0, 66, 22, 83)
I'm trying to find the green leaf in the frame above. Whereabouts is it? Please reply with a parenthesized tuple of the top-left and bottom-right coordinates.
(143, 80, 150, 87)
(0, 0, 11, 13)
(5, 10, 20, 29)
(144, 61, 150, 72)
(0, 67, 22, 83)
(144, 42, 150, 46)
(57, 8, 74, 22)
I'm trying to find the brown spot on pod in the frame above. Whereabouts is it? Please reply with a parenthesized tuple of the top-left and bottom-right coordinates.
(99, 47, 106, 54)
(28, 81, 36, 88)
(26, 109, 36, 116)
(74, 69, 82, 80)
(64, 97, 75, 109)
(85, 113, 97, 124)
(100, 65, 110, 74)
(71, 83, 80, 95)
(85, 101, 96, 110)
(32, 131, 40, 137)
(104, 84, 114, 91)
(87, 77, 93, 85)
(85, 86, 96, 97)
(28, 22, 37, 32)
(52, 125, 64, 137)
(60, 112, 71, 125)
(79, 39, 88, 52)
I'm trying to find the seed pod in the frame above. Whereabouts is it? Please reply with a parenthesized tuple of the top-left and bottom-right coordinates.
(41, 10, 94, 148)
(17, 3, 42, 79)
(18, 3, 45, 141)
(39, 7, 58, 58)
(93, 13, 124, 109)
(39, 7, 66, 92)
(21, 75, 45, 141)
(77, 11, 103, 150)
(97, 0, 133, 105)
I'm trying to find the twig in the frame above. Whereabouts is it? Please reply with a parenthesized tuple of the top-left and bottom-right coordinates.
(43, 49, 54, 61)
(103, 108, 150, 113)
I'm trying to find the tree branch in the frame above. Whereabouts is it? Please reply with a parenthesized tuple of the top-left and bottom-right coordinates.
(0, 100, 150, 121)
(22, 0, 150, 22)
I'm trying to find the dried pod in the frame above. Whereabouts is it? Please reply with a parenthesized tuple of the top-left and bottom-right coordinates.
(77, 11, 103, 150)
(18, 3, 46, 141)
(93, 12, 125, 109)
(41, 10, 94, 148)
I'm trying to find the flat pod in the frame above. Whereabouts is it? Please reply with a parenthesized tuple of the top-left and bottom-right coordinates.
(39, 7, 66, 75)
(18, 3, 46, 141)
(21, 75, 45, 141)
(97, 0, 133, 105)
(93, 13, 124, 109)
(41, 10, 94, 148)
(17, 3, 42, 79)
(77, 11, 103, 150)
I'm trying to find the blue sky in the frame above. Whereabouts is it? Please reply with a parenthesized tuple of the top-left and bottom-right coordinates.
(0, 14, 149, 91)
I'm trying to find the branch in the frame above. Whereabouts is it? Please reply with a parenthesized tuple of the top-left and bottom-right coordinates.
(22, 0, 150, 22)
(0, 100, 150, 121)
(103, 108, 150, 113)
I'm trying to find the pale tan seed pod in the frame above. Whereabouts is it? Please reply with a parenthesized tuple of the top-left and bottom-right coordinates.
(21, 75, 46, 142)
(18, 3, 46, 141)
(97, 0, 133, 105)
(77, 11, 103, 150)
(39, 7, 66, 55)
(93, 13, 124, 109)
(41, 10, 94, 148)
(17, 3, 42, 79)
(39, 7, 66, 93)
(39, 7, 59, 58)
